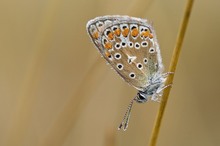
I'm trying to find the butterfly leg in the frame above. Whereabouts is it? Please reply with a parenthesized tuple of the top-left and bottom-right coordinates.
(151, 94, 162, 103)
(162, 72, 174, 78)
(157, 84, 172, 93)
(151, 84, 172, 102)
(152, 72, 174, 84)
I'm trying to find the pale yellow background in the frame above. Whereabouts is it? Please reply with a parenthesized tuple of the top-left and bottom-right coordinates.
(0, 0, 220, 146)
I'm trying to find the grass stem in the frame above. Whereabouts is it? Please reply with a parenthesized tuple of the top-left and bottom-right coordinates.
(149, 0, 194, 145)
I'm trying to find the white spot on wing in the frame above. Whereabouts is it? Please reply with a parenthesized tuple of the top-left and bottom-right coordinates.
(129, 72, 136, 79)
(127, 56, 137, 64)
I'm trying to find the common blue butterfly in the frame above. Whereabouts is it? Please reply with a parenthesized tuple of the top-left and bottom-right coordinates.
(86, 16, 173, 131)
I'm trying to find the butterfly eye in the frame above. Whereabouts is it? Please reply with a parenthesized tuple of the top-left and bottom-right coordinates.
(137, 63, 143, 70)
(149, 47, 156, 53)
(114, 53, 121, 60)
(143, 58, 148, 64)
(134, 42, 140, 49)
(129, 72, 136, 79)
(137, 93, 147, 101)
(141, 41, 148, 47)
(117, 63, 123, 70)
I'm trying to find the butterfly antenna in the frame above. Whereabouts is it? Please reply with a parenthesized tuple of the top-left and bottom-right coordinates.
(118, 96, 136, 131)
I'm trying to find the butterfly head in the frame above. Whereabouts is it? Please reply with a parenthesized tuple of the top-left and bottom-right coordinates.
(136, 88, 158, 103)
(135, 92, 149, 103)
(135, 77, 164, 103)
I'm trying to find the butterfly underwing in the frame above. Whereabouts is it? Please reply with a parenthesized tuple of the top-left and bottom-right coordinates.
(86, 15, 172, 131)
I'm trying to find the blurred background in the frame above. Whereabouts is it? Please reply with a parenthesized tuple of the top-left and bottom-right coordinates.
(0, 0, 220, 146)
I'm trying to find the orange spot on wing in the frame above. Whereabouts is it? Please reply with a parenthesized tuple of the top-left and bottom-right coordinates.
(114, 28, 121, 36)
(141, 31, 150, 37)
(131, 28, 139, 37)
(92, 31, 99, 39)
(104, 42, 112, 49)
(107, 32, 114, 40)
(122, 28, 129, 37)
(105, 51, 111, 58)
(149, 33, 153, 39)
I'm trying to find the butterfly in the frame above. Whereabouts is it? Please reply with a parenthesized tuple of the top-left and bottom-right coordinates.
(86, 15, 173, 131)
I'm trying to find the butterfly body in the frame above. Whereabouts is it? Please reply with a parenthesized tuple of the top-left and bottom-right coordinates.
(136, 73, 166, 103)
(86, 16, 171, 130)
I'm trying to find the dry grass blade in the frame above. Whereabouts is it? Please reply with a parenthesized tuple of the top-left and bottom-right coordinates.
(128, 0, 154, 17)
(105, 129, 116, 146)
(149, 0, 194, 146)
(6, 1, 62, 146)
(38, 58, 107, 146)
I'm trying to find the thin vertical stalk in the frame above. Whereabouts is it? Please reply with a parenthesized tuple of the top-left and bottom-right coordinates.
(149, 0, 194, 146)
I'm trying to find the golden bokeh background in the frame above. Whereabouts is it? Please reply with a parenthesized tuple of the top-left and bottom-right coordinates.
(0, 0, 220, 146)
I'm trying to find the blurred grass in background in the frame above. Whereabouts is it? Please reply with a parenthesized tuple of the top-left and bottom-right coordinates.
(0, 0, 220, 146)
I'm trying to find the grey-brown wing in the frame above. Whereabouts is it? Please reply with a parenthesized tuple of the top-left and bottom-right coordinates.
(86, 16, 163, 91)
